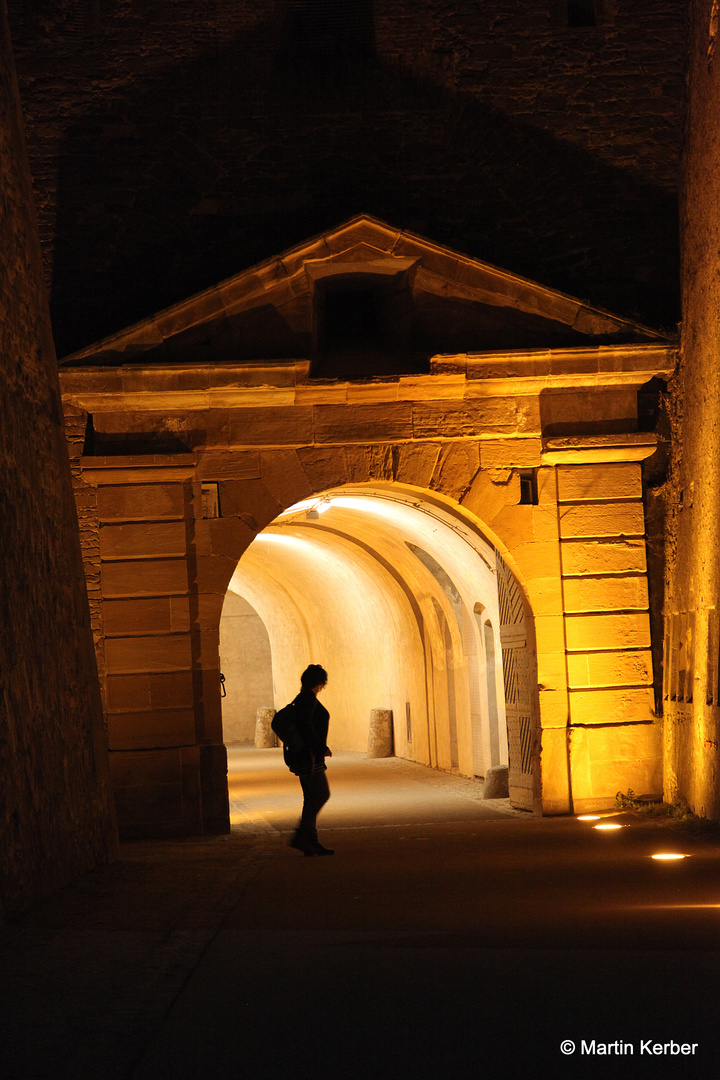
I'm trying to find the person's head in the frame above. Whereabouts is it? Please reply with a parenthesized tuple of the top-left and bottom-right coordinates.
(301, 664, 328, 694)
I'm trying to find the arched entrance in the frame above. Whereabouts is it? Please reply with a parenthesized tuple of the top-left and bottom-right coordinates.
(218, 484, 539, 809)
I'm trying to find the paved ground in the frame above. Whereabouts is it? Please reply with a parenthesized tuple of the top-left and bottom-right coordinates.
(3, 749, 720, 1080)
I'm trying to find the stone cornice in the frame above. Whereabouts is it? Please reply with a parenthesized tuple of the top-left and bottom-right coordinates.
(59, 344, 677, 413)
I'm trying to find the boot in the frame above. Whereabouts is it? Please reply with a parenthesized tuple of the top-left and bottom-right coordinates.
(288, 828, 316, 856)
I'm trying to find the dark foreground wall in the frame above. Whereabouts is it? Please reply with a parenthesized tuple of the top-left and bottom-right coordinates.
(0, 0, 117, 920)
(665, 0, 720, 818)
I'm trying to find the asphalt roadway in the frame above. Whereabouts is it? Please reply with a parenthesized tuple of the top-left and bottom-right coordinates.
(3, 748, 720, 1080)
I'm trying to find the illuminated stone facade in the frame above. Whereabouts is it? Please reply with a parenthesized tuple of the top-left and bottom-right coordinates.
(664, 0, 720, 818)
(59, 218, 675, 835)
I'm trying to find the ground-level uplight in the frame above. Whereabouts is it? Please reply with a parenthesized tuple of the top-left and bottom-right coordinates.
(594, 822, 623, 831)
(651, 853, 688, 861)
(577, 814, 601, 820)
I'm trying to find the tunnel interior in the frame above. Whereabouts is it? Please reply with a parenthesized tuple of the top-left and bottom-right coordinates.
(219, 486, 518, 782)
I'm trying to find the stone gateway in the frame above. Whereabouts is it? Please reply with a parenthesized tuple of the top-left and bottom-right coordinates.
(59, 218, 673, 839)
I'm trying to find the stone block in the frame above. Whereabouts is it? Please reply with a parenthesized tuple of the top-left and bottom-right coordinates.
(190, 517, 214, 558)
(201, 683, 224, 744)
(314, 402, 413, 443)
(536, 467, 558, 506)
(565, 611, 651, 652)
(108, 709, 197, 749)
(196, 450, 261, 481)
(258, 450, 314, 510)
(412, 398, 538, 439)
(561, 538, 647, 575)
(108, 747, 182, 787)
(255, 707, 278, 748)
(479, 438, 543, 469)
(103, 597, 178, 635)
(170, 597, 192, 632)
(538, 726, 572, 815)
(99, 520, 187, 559)
(297, 447, 349, 492)
(227, 406, 313, 447)
(107, 673, 152, 712)
(93, 408, 226, 449)
(101, 558, 189, 597)
(483, 764, 509, 798)
(346, 383, 399, 404)
(484, 504, 534, 554)
(540, 387, 638, 435)
(531, 505, 561, 542)
(535, 650, 568, 692)
(199, 744, 230, 833)
(562, 574, 649, 613)
(567, 649, 653, 689)
(105, 634, 193, 674)
(512, 539, 562, 582)
(192, 628, 221, 669)
(367, 708, 394, 758)
(537, 687, 570, 727)
(569, 686, 655, 725)
(295, 385, 347, 406)
(557, 462, 642, 503)
(197, 592, 226, 632)
(149, 670, 196, 710)
(533, 614, 567, 657)
(462, 469, 520, 523)
(195, 554, 238, 595)
(219, 478, 282, 530)
(431, 442, 481, 500)
(569, 722, 662, 809)
(558, 501, 645, 539)
(399, 374, 465, 400)
(393, 442, 441, 488)
(209, 516, 256, 559)
(526, 576, 564, 617)
(345, 443, 395, 483)
(96, 483, 185, 522)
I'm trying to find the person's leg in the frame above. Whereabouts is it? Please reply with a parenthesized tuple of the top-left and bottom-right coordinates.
(290, 771, 331, 854)
(300, 771, 329, 841)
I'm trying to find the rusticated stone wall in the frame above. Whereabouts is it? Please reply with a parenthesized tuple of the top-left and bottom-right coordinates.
(0, 2, 116, 920)
(7, 0, 684, 356)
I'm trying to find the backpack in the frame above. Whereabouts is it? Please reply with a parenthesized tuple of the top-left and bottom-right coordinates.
(271, 702, 306, 752)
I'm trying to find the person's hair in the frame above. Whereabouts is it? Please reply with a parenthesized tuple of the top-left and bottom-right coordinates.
(301, 664, 328, 689)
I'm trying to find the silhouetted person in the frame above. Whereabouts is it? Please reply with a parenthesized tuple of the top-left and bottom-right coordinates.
(286, 664, 334, 856)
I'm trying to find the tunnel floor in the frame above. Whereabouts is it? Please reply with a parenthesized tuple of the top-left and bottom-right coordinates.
(226, 746, 520, 835)
(3, 750, 720, 1080)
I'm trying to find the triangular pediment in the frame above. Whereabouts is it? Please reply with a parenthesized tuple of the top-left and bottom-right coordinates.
(62, 215, 666, 374)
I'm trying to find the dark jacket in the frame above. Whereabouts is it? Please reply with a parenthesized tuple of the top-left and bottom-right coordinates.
(283, 688, 330, 776)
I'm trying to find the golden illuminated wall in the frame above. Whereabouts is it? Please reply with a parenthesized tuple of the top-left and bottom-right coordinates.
(61, 343, 673, 836)
(665, 0, 720, 818)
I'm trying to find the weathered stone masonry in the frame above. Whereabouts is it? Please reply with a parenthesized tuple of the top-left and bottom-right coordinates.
(58, 218, 676, 837)
(0, 0, 116, 919)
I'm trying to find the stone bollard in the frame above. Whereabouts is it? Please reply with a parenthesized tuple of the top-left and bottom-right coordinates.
(255, 707, 278, 748)
(483, 764, 509, 799)
(367, 708, 394, 758)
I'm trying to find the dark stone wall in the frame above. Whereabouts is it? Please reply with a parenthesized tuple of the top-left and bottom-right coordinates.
(0, 1, 117, 920)
(7, 0, 685, 356)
